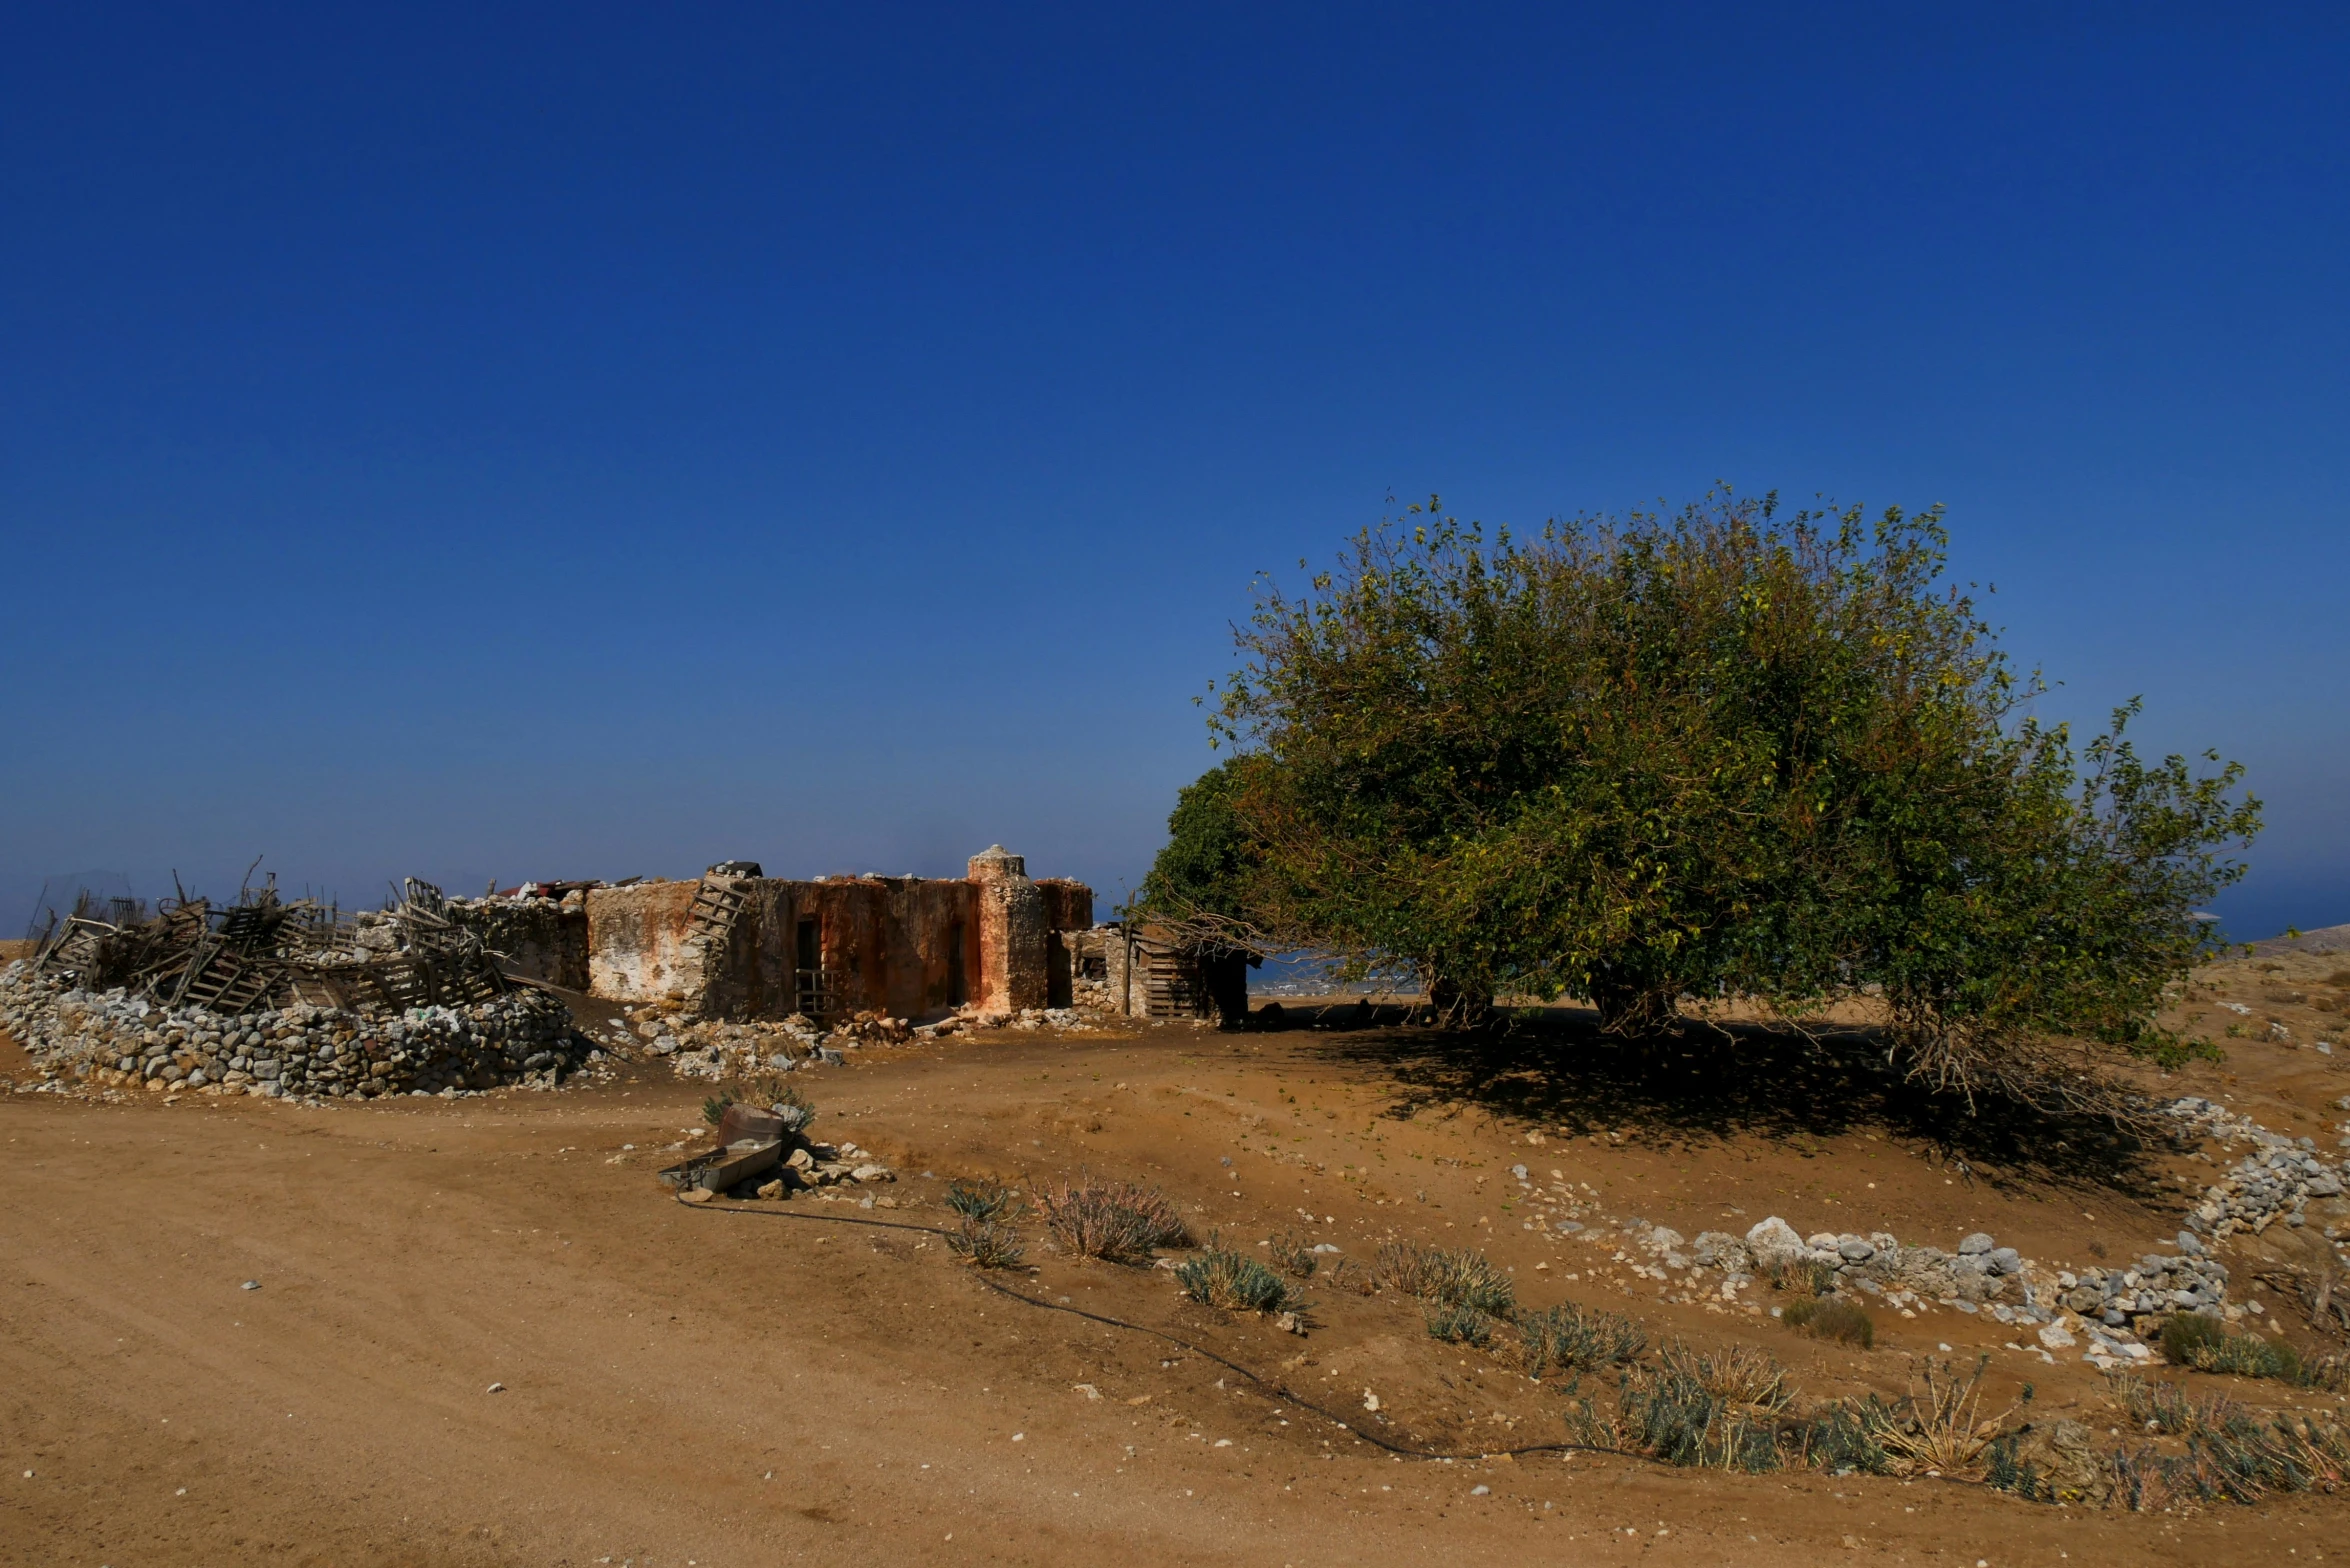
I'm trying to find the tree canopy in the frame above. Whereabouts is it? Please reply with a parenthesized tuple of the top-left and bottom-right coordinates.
(1140, 491, 2260, 1109)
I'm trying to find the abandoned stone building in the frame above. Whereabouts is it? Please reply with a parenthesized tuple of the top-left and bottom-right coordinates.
(454, 847, 1094, 1023)
(446, 846, 1264, 1026)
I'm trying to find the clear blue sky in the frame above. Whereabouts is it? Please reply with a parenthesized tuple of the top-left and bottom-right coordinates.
(4, 5, 2344, 938)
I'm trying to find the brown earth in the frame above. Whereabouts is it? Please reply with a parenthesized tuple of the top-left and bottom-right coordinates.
(3, 953, 2347, 1566)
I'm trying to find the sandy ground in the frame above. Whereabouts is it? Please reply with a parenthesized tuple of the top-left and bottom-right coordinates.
(4, 956, 2348, 1566)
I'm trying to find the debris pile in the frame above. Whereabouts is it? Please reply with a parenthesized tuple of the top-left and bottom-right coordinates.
(924, 1005, 1095, 1035)
(3, 878, 591, 1102)
(28, 877, 511, 1014)
(660, 1098, 898, 1201)
(611, 999, 1096, 1088)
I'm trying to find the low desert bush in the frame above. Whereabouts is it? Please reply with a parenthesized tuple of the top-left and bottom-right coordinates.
(1872, 1356, 2020, 1476)
(1038, 1176, 1190, 1263)
(945, 1178, 1023, 1224)
(1799, 1400, 1896, 1475)
(2173, 1401, 2350, 1504)
(1422, 1301, 1497, 1346)
(1509, 1301, 1647, 1377)
(1657, 1342, 1792, 1412)
(2109, 1370, 2199, 1434)
(946, 1220, 1026, 1270)
(1619, 1362, 1783, 1472)
(1370, 1242, 1515, 1316)
(1266, 1229, 1319, 1279)
(2162, 1314, 2305, 1382)
(1784, 1297, 1876, 1349)
(1179, 1240, 1307, 1315)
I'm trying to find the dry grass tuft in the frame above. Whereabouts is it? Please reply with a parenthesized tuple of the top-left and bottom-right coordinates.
(1370, 1241, 1515, 1316)
(1037, 1175, 1190, 1263)
(1784, 1297, 1875, 1348)
(1872, 1356, 2018, 1477)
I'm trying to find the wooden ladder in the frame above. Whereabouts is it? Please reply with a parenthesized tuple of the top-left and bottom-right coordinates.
(686, 876, 749, 956)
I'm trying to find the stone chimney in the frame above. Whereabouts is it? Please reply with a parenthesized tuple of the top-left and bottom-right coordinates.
(967, 845, 1046, 1012)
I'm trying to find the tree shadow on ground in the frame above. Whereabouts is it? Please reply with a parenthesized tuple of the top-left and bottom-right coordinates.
(1282, 1000, 2162, 1199)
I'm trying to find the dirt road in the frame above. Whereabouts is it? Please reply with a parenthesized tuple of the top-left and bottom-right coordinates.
(2, 1001, 2343, 1566)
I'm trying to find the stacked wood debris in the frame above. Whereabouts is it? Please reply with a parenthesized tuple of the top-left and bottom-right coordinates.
(31, 877, 510, 1017)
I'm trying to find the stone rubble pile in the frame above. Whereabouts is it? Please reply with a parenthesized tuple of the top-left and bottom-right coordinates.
(661, 1113, 899, 1202)
(604, 1007, 893, 1082)
(2060, 1245, 2231, 1328)
(932, 1005, 1095, 1035)
(767, 1138, 898, 1196)
(1, 960, 589, 1102)
(611, 1000, 1102, 1088)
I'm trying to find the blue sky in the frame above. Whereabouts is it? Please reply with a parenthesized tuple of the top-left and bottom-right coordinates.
(3, 4, 2344, 938)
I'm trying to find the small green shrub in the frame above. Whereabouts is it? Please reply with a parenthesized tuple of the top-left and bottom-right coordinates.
(1656, 1342, 1791, 1411)
(1620, 1365, 1782, 1472)
(2299, 1352, 2350, 1393)
(945, 1178, 1022, 1224)
(1179, 1242, 1306, 1315)
(2189, 1404, 2350, 1502)
(2110, 1370, 2199, 1433)
(1800, 1400, 1896, 1475)
(1423, 1302, 1497, 1346)
(1784, 1297, 1875, 1348)
(2163, 1314, 2304, 1382)
(2160, 1311, 2226, 1363)
(1984, 1433, 2052, 1500)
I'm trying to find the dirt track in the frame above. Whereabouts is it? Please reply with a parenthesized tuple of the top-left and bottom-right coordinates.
(4, 979, 2347, 1566)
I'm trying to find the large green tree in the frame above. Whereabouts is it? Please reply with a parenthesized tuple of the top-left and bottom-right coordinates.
(1145, 492, 2258, 1104)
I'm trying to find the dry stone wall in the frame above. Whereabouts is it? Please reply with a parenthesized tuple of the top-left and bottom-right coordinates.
(2, 960, 589, 1102)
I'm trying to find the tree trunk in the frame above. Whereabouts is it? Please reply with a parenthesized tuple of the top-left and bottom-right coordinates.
(1589, 976, 1678, 1037)
(1427, 975, 1495, 1032)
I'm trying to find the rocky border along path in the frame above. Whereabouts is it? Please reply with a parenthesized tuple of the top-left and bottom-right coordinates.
(1496, 1089, 2350, 1372)
(2167, 1094, 2350, 1249)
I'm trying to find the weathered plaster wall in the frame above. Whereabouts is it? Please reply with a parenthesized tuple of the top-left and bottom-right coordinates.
(706, 877, 979, 1023)
(968, 847, 1046, 1014)
(586, 881, 706, 1003)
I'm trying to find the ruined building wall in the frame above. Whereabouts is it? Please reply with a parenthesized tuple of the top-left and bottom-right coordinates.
(1036, 879, 1093, 1010)
(586, 881, 708, 1004)
(580, 854, 1088, 1023)
(704, 877, 979, 1023)
(445, 896, 590, 990)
